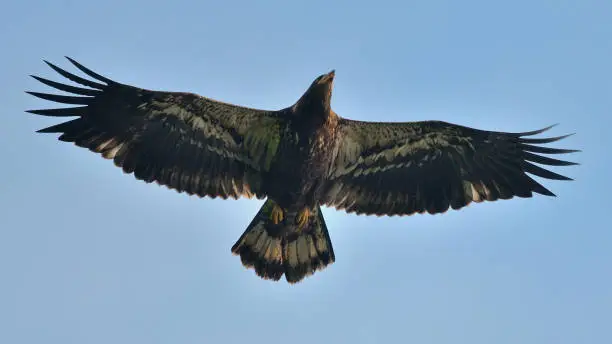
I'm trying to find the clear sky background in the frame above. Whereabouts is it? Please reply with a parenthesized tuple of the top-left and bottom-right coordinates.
(1, 1, 610, 343)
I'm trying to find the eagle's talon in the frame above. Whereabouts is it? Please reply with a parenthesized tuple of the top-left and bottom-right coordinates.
(296, 207, 311, 229)
(270, 204, 284, 224)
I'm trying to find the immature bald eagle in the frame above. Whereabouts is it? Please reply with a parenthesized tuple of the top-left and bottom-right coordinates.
(26, 58, 578, 283)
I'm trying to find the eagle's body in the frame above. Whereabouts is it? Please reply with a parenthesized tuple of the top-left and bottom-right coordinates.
(266, 119, 337, 209)
(267, 87, 339, 210)
(26, 58, 579, 283)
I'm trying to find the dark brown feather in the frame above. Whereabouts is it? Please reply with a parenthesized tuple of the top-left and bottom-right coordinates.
(27, 57, 287, 200)
(322, 120, 579, 216)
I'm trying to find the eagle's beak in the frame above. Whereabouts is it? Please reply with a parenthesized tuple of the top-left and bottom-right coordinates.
(327, 70, 335, 80)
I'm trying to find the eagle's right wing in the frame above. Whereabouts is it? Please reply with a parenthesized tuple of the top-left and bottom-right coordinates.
(27, 57, 287, 199)
(322, 118, 579, 216)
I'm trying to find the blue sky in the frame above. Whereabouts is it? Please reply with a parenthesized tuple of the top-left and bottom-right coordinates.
(1, 0, 610, 343)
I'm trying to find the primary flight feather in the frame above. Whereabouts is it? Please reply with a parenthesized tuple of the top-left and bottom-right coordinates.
(26, 57, 579, 283)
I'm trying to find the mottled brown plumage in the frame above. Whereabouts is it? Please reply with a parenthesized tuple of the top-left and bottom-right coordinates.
(26, 57, 579, 283)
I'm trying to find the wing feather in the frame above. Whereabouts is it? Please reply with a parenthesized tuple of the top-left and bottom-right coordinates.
(322, 119, 579, 216)
(26, 57, 287, 200)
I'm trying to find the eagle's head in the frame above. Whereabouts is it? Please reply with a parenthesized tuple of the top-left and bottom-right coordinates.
(294, 70, 335, 116)
(311, 70, 335, 101)
(313, 70, 335, 86)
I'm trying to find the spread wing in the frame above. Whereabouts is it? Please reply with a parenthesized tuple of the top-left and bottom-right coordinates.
(26, 57, 287, 199)
(322, 118, 579, 216)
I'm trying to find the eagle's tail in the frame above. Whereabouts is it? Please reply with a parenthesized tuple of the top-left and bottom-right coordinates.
(231, 199, 335, 283)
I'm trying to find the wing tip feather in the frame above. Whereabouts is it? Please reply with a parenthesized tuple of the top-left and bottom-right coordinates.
(39, 58, 108, 90)
(516, 123, 559, 137)
(64, 56, 114, 84)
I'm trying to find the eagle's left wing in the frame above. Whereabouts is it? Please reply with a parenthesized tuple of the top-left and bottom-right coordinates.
(26, 57, 287, 200)
(321, 118, 579, 216)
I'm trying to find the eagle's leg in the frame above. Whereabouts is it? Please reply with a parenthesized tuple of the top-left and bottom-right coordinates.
(269, 202, 284, 225)
(295, 207, 311, 230)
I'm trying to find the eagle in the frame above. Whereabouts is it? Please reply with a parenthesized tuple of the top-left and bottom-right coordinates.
(26, 57, 579, 283)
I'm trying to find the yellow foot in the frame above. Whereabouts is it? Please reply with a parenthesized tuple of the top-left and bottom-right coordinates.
(296, 207, 311, 229)
(270, 204, 284, 225)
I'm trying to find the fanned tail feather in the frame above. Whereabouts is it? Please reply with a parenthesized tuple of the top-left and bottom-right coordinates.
(231, 200, 335, 283)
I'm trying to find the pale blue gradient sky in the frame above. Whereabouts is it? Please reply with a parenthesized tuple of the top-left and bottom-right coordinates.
(1, 1, 610, 343)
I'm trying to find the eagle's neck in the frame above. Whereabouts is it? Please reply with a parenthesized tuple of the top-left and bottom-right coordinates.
(292, 102, 334, 132)
(292, 84, 333, 128)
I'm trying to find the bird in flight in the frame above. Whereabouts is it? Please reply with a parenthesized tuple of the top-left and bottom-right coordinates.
(26, 57, 579, 283)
